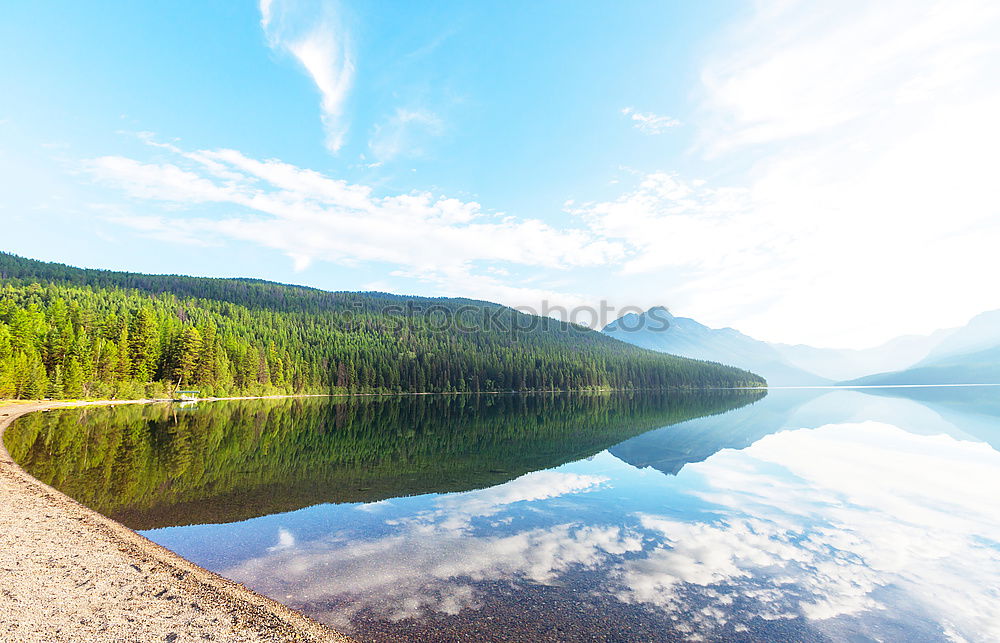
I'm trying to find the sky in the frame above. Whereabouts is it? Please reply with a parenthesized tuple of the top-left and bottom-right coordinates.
(2, 0, 999, 349)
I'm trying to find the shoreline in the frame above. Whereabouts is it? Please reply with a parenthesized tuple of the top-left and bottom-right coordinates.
(0, 397, 354, 642)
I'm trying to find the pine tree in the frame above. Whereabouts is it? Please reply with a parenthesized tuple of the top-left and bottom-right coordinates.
(64, 357, 84, 398)
(128, 308, 158, 381)
(0, 323, 11, 359)
(170, 326, 203, 386)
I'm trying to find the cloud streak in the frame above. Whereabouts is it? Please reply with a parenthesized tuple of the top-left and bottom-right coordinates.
(260, 0, 354, 152)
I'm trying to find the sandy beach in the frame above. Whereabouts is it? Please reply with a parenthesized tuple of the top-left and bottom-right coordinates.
(0, 399, 354, 643)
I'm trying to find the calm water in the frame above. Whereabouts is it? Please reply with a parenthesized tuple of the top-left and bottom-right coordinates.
(7, 387, 1000, 642)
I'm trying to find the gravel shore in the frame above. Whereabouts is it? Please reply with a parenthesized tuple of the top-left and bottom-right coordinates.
(0, 400, 354, 643)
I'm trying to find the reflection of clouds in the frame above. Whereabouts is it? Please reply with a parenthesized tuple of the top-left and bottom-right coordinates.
(614, 516, 882, 631)
(223, 471, 634, 633)
(403, 469, 611, 532)
(267, 527, 296, 551)
(615, 422, 1000, 640)
(221, 424, 1000, 640)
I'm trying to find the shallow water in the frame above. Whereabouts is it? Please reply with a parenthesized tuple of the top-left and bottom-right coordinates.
(8, 387, 1000, 641)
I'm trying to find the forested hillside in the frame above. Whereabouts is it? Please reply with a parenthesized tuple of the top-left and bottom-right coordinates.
(0, 253, 765, 399)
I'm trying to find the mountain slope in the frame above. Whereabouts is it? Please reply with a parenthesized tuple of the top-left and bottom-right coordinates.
(918, 310, 1000, 363)
(772, 332, 951, 382)
(841, 310, 1000, 385)
(843, 345, 1000, 386)
(0, 253, 765, 398)
(602, 307, 827, 386)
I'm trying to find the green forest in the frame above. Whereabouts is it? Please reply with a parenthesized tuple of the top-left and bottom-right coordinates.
(5, 390, 764, 528)
(0, 253, 765, 399)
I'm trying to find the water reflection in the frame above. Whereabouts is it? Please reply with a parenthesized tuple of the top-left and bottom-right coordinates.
(4, 390, 761, 529)
(175, 416, 998, 641)
(7, 387, 1000, 641)
(616, 421, 1000, 640)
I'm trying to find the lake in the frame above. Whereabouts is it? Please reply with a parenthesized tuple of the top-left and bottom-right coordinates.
(6, 387, 1000, 642)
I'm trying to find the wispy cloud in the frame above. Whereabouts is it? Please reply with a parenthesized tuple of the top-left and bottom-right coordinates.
(86, 139, 618, 309)
(259, 0, 274, 30)
(620, 107, 681, 134)
(696, 0, 1000, 155)
(369, 108, 444, 162)
(260, 0, 354, 153)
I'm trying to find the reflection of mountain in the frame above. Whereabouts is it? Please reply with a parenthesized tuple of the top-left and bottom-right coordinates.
(609, 385, 1000, 476)
(5, 391, 763, 529)
(609, 389, 815, 474)
(853, 385, 1000, 450)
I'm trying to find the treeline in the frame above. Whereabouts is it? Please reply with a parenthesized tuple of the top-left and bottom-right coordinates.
(0, 253, 765, 399)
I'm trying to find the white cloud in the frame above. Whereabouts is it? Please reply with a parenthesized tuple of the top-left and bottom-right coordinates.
(87, 156, 232, 203)
(428, 470, 611, 530)
(697, 0, 1000, 155)
(87, 141, 619, 307)
(613, 515, 881, 629)
(259, 0, 274, 30)
(621, 107, 681, 134)
(260, 0, 354, 152)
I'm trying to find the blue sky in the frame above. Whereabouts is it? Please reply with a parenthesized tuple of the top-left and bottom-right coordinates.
(2, 0, 999, 348)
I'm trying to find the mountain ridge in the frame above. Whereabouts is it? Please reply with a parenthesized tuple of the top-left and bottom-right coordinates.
(603, 307, 829, 386)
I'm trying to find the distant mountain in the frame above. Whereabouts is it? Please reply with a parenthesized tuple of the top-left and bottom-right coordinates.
(842, 310, 1000, 385)
(602, 308, 828, 386)
(604, 306, 1000, 387)
(844, 342, 1000, 386)
(771, 332, 951, 382)
(918, 309, 1000, 363)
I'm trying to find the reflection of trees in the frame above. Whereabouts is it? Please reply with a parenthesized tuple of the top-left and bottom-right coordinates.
(6, 390, 763, 529)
